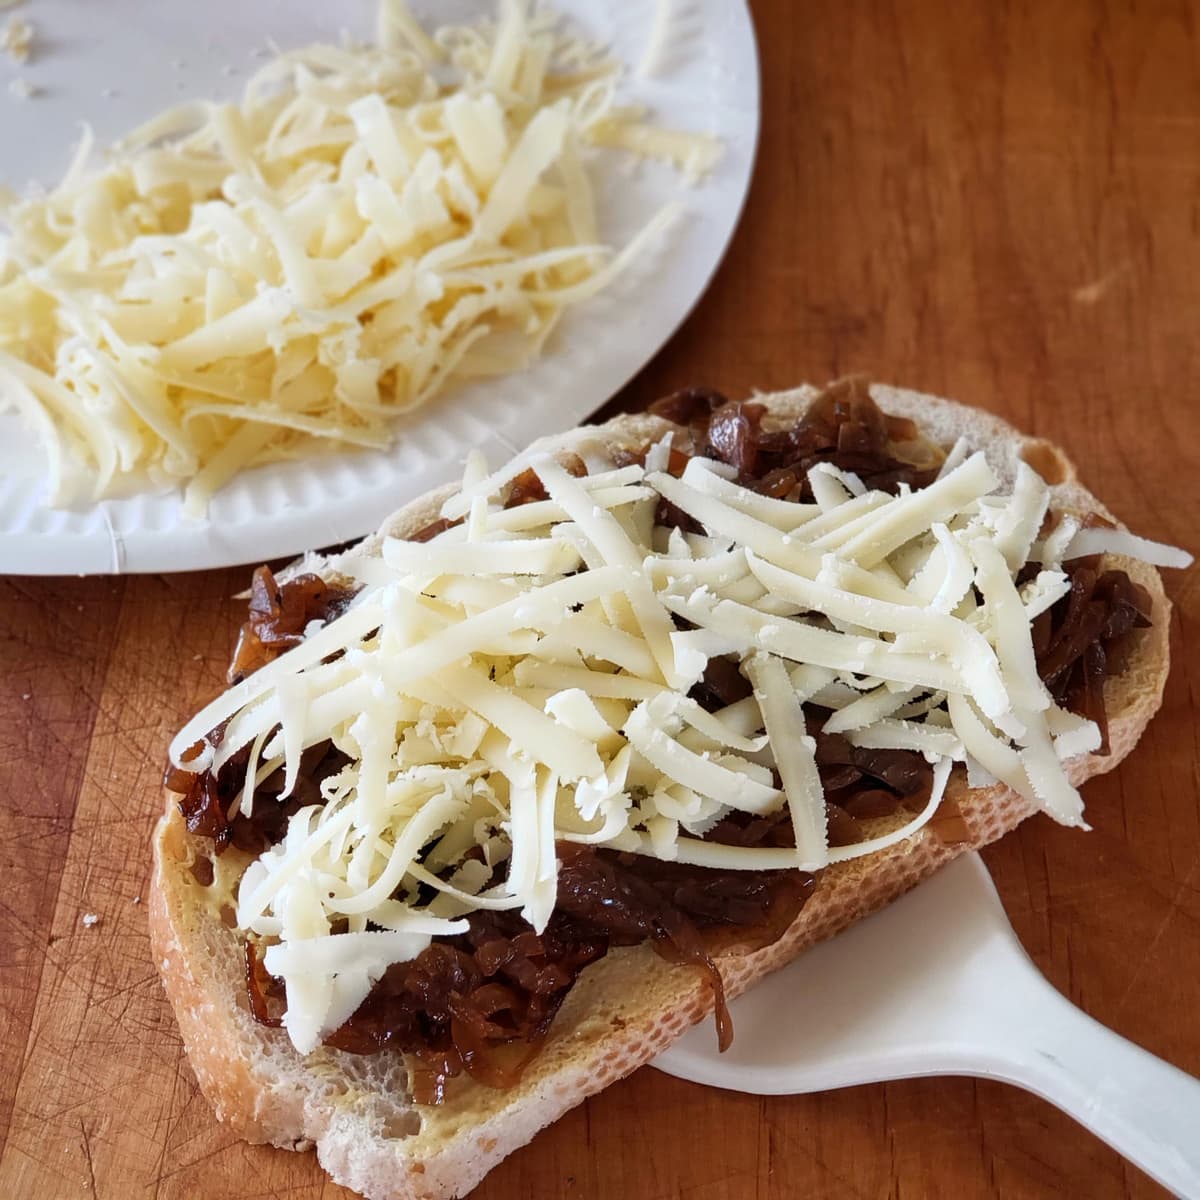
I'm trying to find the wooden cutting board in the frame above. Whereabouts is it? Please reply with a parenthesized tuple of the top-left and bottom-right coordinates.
(3, 1, 1199, 1197)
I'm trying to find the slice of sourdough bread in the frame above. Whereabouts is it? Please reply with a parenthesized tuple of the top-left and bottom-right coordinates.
(150, 384, 1172, 1200)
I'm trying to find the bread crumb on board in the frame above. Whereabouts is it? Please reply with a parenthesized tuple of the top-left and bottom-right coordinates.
(81, 913, 100, 928)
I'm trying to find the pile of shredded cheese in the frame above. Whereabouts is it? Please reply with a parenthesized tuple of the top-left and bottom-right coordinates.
(0, 0, 720, 515)
(169, 419, 1189, 1054)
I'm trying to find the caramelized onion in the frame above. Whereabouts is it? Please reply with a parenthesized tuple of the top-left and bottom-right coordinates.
(245, 845, 813, 1099)
(228, 566, 358, 685)
(244, 940, 284, 1027)
(409, 516, 461, 543)
(647, 385, 731, 426)
(651, 377, 942, 496)
(1034, 563, 1152, 753)
(809, 720, 933, 802)
(171, 738, 347, 857)
(502, 453, 588, 508)
(689, 655, 754, 711)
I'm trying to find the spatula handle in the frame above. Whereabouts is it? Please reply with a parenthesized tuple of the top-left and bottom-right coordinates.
(978, 969, 1200, 1199)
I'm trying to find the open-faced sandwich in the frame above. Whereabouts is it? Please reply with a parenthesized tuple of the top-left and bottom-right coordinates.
(151, 380, 1190, 1199)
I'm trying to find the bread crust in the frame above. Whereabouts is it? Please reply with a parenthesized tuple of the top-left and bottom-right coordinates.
(149, 383, 1172, 1200)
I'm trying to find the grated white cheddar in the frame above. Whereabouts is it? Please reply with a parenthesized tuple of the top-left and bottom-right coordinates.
(1064, 526, 1193, 570)
(0, 1, 721, 515)
(1, 14, 31, 63)
(168, 416, 1187, 1055)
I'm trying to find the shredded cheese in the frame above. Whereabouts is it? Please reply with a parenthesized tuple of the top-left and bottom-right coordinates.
(0, 0, 721, 515)
(639, 0, 673, 78)
(1064, 526, 1193, 570)
(168, 417, 1188, 1055)
(1, 14, 31, 63)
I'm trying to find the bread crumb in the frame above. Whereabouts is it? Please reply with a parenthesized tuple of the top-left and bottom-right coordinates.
(22, 692, 30, 700)
(1072, 263, 1131, 306)
(7, 76, 36, 99)
(1, 14, 32, 62)
(81, 913, 100, 928)
(132, 896, 142, 904)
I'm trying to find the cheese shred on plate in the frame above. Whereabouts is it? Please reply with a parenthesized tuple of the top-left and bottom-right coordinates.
(0, 1, 721, 514)
(168, 426, 1189, 1055)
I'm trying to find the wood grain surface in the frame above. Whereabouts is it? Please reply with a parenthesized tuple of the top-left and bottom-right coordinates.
(2, 1, 1199, 1197)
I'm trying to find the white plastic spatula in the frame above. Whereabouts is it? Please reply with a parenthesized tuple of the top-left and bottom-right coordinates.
(653, 853, 1200, 1198)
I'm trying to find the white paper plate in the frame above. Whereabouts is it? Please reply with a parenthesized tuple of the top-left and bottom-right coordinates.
(0, 0, 759, 574)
